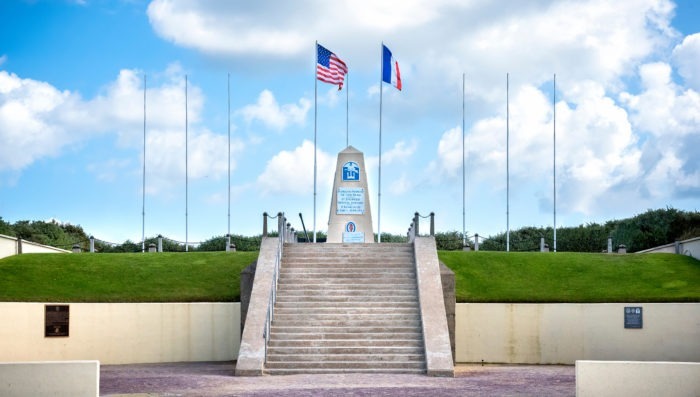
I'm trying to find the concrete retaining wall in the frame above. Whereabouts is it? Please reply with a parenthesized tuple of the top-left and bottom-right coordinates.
(1, 302, 698, 366)
(0, 360, 99, 397)
(576, 360, 700, 397)
(0, 303, 239, 364)
(0, 234, 71, 259)
(456, 303, 700, 364)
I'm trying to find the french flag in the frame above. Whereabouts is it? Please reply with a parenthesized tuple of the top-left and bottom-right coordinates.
(382, 44, 402, 91)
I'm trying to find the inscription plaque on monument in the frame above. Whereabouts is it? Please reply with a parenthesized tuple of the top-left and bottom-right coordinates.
(624, 306, 643, 329)
(45, 304, 69, 337)
(336, 187, 365, 215)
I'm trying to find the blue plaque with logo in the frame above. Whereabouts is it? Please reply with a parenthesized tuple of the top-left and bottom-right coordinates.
(342, 161, 360, 181)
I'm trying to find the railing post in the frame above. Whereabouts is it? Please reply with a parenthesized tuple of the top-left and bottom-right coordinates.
(89, 236, 95, 253)
(72, 244, 81, 253)
(157, 234, 163, 253)
(607, 236, 612, 254)
(540, 237, 545, 252)
(475, 233, 480, 251)
(262, 212, 268, 237)
(286, 222, 291, 243)
(226, 234, 231, 252)
(675, 239, 680, 254)
(414, 212, 420, 236)
(429, 212, 435, 237)
(277, 212, 284, 242)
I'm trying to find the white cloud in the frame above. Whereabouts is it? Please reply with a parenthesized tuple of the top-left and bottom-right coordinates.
(256, 140, 334, 195)
(0, 71, 81, 171)
(620, 61, 700, 198)
(238, 90, 310, 131)
(383, 139, 417, 165)
(0, 66, 242, 194)
(672, 33, 700, 90)
(0, 55, 6, 66)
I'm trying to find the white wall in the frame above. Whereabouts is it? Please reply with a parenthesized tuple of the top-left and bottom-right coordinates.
(0, 303, 240, 365)
(2, 302, 697, 366)
(456, 303, 700, 364)
(637, 236, 700, 259)
(0, 234, 71, 259)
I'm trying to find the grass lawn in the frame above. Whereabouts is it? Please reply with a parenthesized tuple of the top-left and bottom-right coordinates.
(1, 250, 698, 303)
(439, 251, 700, 303)
(0, 252, 257, 302)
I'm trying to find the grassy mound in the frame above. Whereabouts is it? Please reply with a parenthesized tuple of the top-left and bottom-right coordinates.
(0, 252, 257, 302)
(1, 250, 698, 303)
(439, 251, 700, 303)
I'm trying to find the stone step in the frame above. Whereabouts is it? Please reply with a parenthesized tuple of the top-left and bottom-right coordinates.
(264, 361, 426, 370)
(267, 339, 423, 348)
(281, 263, 414, 269)
(273, 307, 420, 315)
(275, 295, 418, 303)
(275, 289, 416, 296)
(272, 319, 421, 327)
(281, 267, 415, 274)
(270, 326, 420, 334)
(269, 332, 422, 341)
(273, 312, 420, 321)
(279, 274, 416, 280)
(265, 367, 426, 375)
(267, 346, 424, 355)
(277, 283, 417, 291)
(266, 353, 425, 362)
(274, 301, 419, 309)
(278, 277, 416, 285)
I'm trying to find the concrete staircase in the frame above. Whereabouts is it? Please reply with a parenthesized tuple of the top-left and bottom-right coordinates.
(265, 243, 426, 374)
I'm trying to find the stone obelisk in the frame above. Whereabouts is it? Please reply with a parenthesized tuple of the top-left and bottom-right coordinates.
(327, 146, 375, 243)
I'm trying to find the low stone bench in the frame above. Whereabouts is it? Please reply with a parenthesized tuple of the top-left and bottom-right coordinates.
(576, 360, 700, 397)
(0, 360, 99, 397)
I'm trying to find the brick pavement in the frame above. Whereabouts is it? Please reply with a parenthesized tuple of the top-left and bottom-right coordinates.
(100, 362, 575, 396)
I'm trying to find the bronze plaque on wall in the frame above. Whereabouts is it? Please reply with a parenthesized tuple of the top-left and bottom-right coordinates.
(45, 305, 69, 337)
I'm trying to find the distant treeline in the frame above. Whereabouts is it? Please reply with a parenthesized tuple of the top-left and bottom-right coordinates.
(478, 208, 700, 253)
(1, 207, 698, 253)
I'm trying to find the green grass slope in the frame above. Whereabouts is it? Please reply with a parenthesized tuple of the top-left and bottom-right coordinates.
(1, 250, 698, 303)
(0, 252, 257, 302)
(439, 251, 700, 303)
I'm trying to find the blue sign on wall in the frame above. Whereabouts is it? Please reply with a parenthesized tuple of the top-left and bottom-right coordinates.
(342, 161, 360, 181)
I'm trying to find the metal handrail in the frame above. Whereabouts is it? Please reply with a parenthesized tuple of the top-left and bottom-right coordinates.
(263, 212, 287, 360)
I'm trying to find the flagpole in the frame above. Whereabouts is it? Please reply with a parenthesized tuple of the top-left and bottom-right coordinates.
(378, 43, 383, 243)
(553, 73, 557, 253)
(228, 73, 231, 238)
(141, 74, 146, 253)
(462, 73, 466, 249)
(313, 41, 318, 243)
(346, 72, 349, 147)
(506, 73, 510, 252)
(185, 74, 189, 252)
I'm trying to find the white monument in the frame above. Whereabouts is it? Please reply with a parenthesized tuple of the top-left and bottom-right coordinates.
(327, 146, 375, 243)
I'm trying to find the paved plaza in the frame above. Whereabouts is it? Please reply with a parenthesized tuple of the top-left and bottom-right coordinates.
(101, 362, 575, 396)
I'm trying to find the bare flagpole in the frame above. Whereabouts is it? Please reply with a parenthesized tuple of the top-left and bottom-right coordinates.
(228, 73, 231, 238)
(462, 73, 466, 249)
(553, 73, 557, 253)
(313, 41, 318, 243)
(378, 43, 384, 243)
(185, 75, 189, 252)
(346, 72, 349, 147)
(506, 73, 510, 252)
(141, 74, 146, 253)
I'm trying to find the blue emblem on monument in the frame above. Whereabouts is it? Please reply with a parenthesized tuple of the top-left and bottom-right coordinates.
(342, 161, 360, 181)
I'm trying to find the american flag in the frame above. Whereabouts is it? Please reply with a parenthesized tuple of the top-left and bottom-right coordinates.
(317, 43, 348, 90)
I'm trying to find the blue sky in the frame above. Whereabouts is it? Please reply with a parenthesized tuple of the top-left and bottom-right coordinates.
(1, 0, 698, 245)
